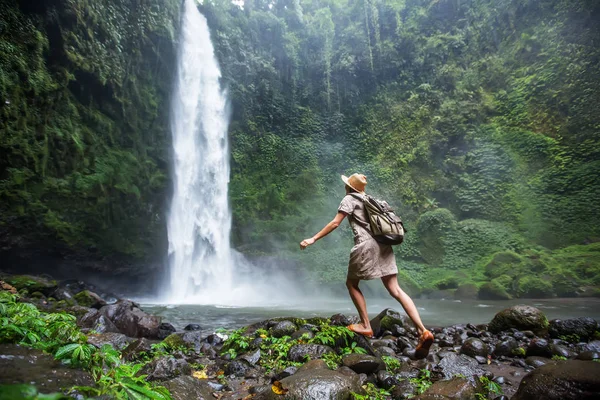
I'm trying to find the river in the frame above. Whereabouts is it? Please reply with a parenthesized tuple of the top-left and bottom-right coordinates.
(142, 297, 600, 333)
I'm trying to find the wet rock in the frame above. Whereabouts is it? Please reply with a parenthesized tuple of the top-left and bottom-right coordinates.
(144, 356, 192, 381)
(551, 344, 575, 359)
(525, 356, 551, 368)
(163, 375, 214, 400)
(488, 305, 548, 335)
(158, 322, 177, 340)
(270, 321, 297, 338)
(391, 379, 418, 399)
(414, 377, 478, 400)
(0, 280, 17, 294)
(548, 318, 598, 342)
(376, 346, 396, 357)
(253, 360, 363, 400)
(5, 275, 57, 296)
(121, 338, 156, 361)
(494, 337, 518, 357)
(288, 343, 334, 362)
(370, 308, 412, 336)
(274, 366, 298, 381)
(240, 349, 261, 365)
(87, 332, 133, 350)
(577, 340, 600, 353)
(99, 300, 162, 338)
(460, 338, 490, 358)
(184, 323, 202, 331)
(330, 313, 359, 327)
(225, 359, 253, 377)
(0, 344, 94, 392)
(73, 290, 106, 309)
(205, 333, 223, 346)
(377, 370, 399, 390)
(292, 328, 314, 340)
(178, 331, 204, 352)
(341, 354, 383, 374)
(526, 338, 553, 358)
(49, 287, 74, 302)
(436, 353, 487, 382)
(513, 360, 600, 400)
(576, 351, 600, 361)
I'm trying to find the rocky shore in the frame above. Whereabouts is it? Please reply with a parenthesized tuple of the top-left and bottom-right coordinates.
(1, 274, 600, 400)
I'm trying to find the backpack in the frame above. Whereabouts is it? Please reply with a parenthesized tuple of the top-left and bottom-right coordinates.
(350, 193, 406, 245)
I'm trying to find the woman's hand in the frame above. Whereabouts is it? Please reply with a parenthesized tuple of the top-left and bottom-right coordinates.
(300, 237, 315, 250)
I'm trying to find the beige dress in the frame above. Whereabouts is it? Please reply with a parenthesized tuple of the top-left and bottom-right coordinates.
(338, 194, 398, 280)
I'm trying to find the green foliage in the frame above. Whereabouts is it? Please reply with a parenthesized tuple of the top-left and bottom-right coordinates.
(309, 325, 355, 347)
(410, 369, 433, 395)
(476, 376, 503, 400)
(551, 355, 567, 361)
(0, 293, 171, 400)
(0, 384, 72, 400)
(381, 356, 401, 373)
(351, 383, 391, 400)
(220, 328, 252, 358)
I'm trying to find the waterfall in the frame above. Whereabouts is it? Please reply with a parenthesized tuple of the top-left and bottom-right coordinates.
(165, 0, 232, 303)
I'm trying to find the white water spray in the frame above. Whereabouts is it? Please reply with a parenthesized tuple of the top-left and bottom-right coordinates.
(166, 0, 232, 303)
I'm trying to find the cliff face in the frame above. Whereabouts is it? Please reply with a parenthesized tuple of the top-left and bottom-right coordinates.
(0, 0, 181, 274)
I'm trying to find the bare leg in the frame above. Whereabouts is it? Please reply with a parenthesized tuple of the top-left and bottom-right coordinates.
(346, 278, 372, 332)
(381, 274, 426, 334)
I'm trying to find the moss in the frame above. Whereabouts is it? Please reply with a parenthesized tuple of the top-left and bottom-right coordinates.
(512, 347, 526, 357)
(7, 275, 57, 294)
(163, 334, 187, 350)
(478, 279, 512, 300)
(73, 290, 100, 308)
(517, 276, 554, 298)
(484, 251, 524, 279)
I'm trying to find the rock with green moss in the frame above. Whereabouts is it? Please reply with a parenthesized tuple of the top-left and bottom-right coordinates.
(74, 290, 107, 309)
(517, 276, 554, 298)
(488, 305, 549, 335)
(370, 309, 411, 336)
(484, 251, 523, 279)
(7, 275, 57, 296)
(163, 333, 187, 350)
(478, 278, 512, 300)
(454, 283, 479, 299)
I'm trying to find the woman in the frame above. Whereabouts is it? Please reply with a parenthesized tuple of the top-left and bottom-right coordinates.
(300, 173, 434, 359)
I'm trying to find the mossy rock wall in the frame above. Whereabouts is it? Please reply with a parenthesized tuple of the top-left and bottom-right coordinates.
(0, 0, 181, 262)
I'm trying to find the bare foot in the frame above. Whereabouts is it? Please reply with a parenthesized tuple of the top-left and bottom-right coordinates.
(347, 324, 374, 338)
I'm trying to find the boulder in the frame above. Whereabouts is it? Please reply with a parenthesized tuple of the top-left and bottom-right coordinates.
(460, 338, 490, 358)
(415, 377, 479, 400)
(526, 338, 553, 358)
(513, 360, 600, 400)
(225, 359, 253, 377)
(288, 344, 334, 362)
(143, 356, 191, 381)
(436, 353, 487, 382)
(370, 309, 411, 336)
(158, 323, 177, 340)
(525, 356, 552, 368)
(493, 337, 519, 357)
(79, 308, 121, 334)
(270, 321, 298, 338)
(5, 275, 58, 296)
(73, 290, 106, 309)
(121, 338, 156, 361)
(240, 349, 261, 366)
(253, 359, 363, 400)
(99, 300, 161, 338)
(87, 332, 133, 350)
(163, 376, 214, 400)
(488, 305, 548, 335)
(341, 354, 383, 374)
(549, 318, 598, 342)
(330, 314, 359, 327)
(184, 323, 202, 331)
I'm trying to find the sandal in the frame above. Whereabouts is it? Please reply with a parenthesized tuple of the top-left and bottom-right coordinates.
(347, 324, 374, 338)
(415, 330, 434, 359)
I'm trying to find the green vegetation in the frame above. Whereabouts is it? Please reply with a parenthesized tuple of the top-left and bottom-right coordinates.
(351, 383, 392, 400)
(409, 369, 433, 395)
(0, 292, 171, 399)
(476, 376, 503, 400)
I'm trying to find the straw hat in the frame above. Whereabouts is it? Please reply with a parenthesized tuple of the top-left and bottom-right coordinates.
(341, 173, 367, 194)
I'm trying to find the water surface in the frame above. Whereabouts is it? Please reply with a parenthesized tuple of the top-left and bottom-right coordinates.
(143, 297, 600, 333)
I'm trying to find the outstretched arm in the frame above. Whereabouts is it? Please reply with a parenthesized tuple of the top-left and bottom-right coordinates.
(300, 212, 347, 250)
